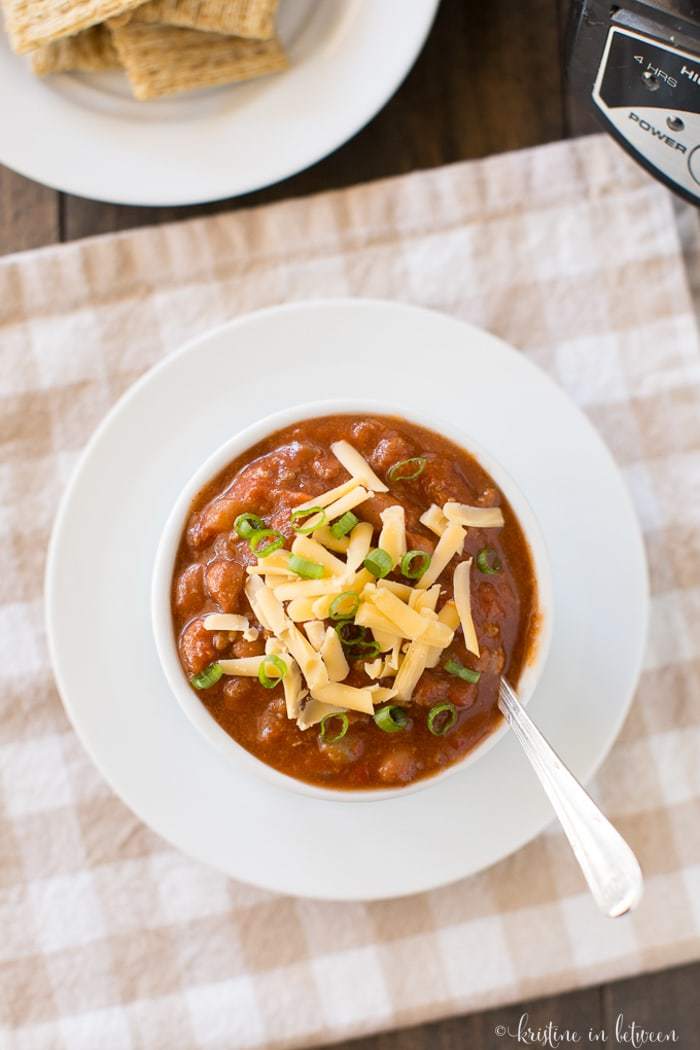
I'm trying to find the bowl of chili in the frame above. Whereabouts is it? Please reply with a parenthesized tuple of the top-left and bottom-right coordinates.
(152, 399, 552, 801)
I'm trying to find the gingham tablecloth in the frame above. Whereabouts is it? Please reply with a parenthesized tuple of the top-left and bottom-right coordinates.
(2, 135, 700, 1050)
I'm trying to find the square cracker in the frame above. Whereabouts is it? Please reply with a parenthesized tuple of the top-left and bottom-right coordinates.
(131, 0, 278, 40)
(31, 24, 120, 75)
(2, 0, 142, 54)
(108, 21, 287, 101)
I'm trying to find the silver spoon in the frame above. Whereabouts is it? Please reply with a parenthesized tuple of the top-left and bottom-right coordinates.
(498, 678, 643, 917)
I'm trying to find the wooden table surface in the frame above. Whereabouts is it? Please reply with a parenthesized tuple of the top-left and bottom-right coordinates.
(1, 0, 697, 1046)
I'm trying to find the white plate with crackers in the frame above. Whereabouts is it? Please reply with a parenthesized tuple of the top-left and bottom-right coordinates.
(0, 0, 439, 205)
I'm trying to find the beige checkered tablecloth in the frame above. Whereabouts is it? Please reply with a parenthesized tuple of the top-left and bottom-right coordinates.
(2, 135, 700, 1050)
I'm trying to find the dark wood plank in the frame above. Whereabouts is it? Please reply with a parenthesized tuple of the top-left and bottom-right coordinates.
(0, 167, 59, 255)
(603, 960, 699, 1047)
(558, 0, 606, 138)
(62, 0, 564, 241)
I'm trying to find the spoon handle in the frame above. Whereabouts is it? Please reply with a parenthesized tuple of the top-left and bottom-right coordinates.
(498, 679, 643, 917)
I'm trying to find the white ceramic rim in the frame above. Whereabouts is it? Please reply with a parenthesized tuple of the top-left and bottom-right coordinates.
(151, 398, 553, 802)
(0, 0, 440, 205)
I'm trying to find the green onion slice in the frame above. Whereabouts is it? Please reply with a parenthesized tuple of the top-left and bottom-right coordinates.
(329, 591, 360, 621)
(334, 625, 380, 659)
(400, 549, 432, 580)
(248, 528, 285, 558)
(387, 456, 427, 483)
(444, 657, 481, 684)
(234, 512, 264, 540)
(331, 511, 359, 539)
(258, 653, 287, 689)
(427, 701, 458, 736)
(354, 640, 381, 659)
(374, 704, 410, 733)
(190, 662, 223, 689)
(363, 548, 393, 579)
(288, 553, 325, 579)
(476, 547, 502, 574)
(335, 622, 367, 647)
(320, 711, 349, 743)
(290, 505, 326, 535)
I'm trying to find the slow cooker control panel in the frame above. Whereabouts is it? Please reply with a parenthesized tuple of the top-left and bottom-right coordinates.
(593, 26, 700, 200)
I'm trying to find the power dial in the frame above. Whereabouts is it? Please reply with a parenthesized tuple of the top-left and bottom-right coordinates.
(593, 26, 700, 202)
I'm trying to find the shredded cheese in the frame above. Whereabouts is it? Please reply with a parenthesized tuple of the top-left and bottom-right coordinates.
(244, 576, 288, 636)
(409, 584, 441, 613)
(214, 435, 500, 736)
(377, 578, 413, 601)
(364, 658, 385, 680)
(371, 627, 398, 653)
(419, 504, 448, 536)
(369, 588, 452, 647)
(393, 640, 431, 702)
(443, 502, 505, 528)
(281, 624, 329, 690)
(320, 627, 350, 683)
(244, 549, 295, 578)
(416, 522, 465, 589)
(272, 578, 343, 601)
(453, 559, 480, 657)
(312, 682, 375, 715)
(304, 620, 326, 651)
(295, 478, 358, 513)
(203, 613, 249, 632)
(265, 638, 305, 719)
(291, 535, 347, 576)
(330, 440, 388, 492)
(286, 597, 318, 622)
(354, 602, 404, 640)
(378, 505, 406, 567)
(345, 521, 374, 574)
(371, 686, 398, 705)
(297, 699, 344, 731)
(311, 525, 350, 554)
(218, 656, 264, 676)
(303, 486, 370, 532)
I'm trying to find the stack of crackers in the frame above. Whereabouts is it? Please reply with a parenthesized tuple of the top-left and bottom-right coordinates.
(1, 0, 287, 100)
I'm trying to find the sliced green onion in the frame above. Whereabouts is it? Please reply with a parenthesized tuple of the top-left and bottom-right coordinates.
(290, 505, 326, 535)
(234, 512, 264, 540)
(401, 549, 432, 580)
(427, 701, 458, 736)
(320, 711, 349, 743)
(444, 657, 481, 684)
(387, 457, 426, 483)
(258, 653, 287, 689)
(288, 553, 325, 579)
(363, 548, 393, 579)
(329, 591, 360, 621)
(248, 528, 285, 558)
(331, 511, 360, 539)
(333, 624, 380, 659)
(374, 705, 410, 733)
(354, 640, 381, 659)
(476, 547, 502, 574)
(335, 622, 367, 647)
(190, 662, 223, 689)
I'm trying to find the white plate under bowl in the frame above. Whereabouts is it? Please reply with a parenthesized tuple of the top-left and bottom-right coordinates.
(45, 299, 648, 901)
(0, 0, 439, 206)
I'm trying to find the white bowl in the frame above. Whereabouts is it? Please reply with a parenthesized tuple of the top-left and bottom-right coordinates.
(152, 398, 553, 802)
